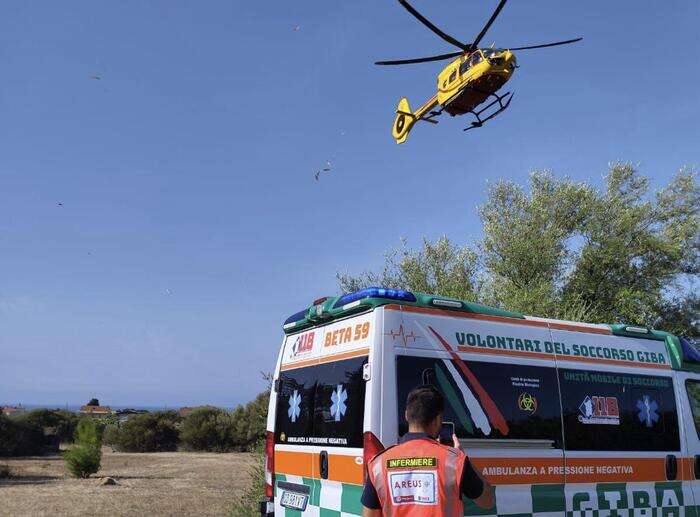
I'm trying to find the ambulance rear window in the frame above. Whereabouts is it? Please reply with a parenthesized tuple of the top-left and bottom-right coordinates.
(396, 356, 563, 447)
(685, 380, 700, 438)
(274, 356, 367, 448)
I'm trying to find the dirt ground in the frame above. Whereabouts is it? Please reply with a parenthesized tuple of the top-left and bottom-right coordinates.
(0, 448, 257, 516)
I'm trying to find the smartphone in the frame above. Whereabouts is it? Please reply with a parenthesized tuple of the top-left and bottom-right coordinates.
(438, 421, 455, 446)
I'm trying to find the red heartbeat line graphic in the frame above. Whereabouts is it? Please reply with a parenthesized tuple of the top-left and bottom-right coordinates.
(385, 325, 422, 346)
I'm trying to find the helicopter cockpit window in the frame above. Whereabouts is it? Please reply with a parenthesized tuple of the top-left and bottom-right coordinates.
(459, 60, 470, 74)
(469, 53, 482, 67)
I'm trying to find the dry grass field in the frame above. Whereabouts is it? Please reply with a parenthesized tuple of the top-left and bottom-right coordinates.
(0, 448, 258, 516)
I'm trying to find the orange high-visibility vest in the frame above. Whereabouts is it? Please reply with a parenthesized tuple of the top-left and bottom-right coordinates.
(368, 437, 466, 516)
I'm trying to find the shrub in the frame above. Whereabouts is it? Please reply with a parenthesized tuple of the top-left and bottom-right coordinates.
(238, 392, 269, 447)
(0, 464, 14, 479)
(63, 418, 102, 478)
(106, 412, 180, 452)
(17, 409, 79, 444)
(64, 446, 101, 478)
(0, 414, 44, 457)
(230, 440, 265, 516)
(74, 418, 102, 449)
(181, 407, 237, 452)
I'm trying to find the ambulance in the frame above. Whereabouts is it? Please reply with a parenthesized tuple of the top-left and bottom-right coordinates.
(260, 287, 700, 516)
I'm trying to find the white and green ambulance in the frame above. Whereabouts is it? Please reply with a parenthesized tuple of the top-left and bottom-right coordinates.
(260, 287, 700, 516)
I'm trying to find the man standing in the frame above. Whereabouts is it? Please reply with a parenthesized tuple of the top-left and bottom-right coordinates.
(362, 386, 494, 516)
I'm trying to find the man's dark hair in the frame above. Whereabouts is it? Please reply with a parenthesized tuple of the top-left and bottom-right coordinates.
(405, 386, 444, 426)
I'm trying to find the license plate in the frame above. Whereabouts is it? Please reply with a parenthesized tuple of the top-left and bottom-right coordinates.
(280, 490, 308, 511)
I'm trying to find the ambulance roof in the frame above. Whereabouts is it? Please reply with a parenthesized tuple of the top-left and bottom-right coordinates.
(282, 287, 699, 372)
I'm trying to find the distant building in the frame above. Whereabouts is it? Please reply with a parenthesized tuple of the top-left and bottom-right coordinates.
(79, 405, 115, 417)
(2, 405, 26, 416)
(178, 406, 200, 418)
(115, 408, 148, 422)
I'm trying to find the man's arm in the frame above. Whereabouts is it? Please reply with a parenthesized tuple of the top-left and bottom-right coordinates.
(470, 464, 494, 509)
(361, 473, 382, 516)
(454, 434, 495, 509)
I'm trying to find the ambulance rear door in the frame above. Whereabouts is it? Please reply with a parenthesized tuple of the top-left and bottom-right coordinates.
(273, 311, 375, 515)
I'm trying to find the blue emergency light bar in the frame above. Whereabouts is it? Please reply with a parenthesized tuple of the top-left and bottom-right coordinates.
(282, 286, 530, 333)
(332, 287, 417, 309)
(283, 308, 309, 327)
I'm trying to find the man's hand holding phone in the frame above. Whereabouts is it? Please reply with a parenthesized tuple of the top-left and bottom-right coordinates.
(438, 421, 456, 447)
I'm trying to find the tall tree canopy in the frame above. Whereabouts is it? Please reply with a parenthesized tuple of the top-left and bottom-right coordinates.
(338, 164, 699, 338)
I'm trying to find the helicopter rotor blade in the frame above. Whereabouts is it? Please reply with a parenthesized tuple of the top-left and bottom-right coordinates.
(375, 51, 463, 66)
(469, 0, 509, 50)
(507, 37, 583, 51)
(397, 0, 468, 50)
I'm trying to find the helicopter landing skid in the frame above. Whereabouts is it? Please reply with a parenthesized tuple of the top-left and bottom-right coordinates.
(463, 91, 514, 131)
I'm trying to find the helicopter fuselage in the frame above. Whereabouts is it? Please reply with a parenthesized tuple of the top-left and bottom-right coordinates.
(436, 49, 516, 115)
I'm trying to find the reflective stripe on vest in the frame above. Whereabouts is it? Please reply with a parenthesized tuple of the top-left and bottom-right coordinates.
(368, 438, 466, 517)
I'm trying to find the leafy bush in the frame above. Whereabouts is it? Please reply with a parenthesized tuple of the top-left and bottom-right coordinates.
(181, 394, 269, 453)
(64, 445, 101, 478)
(235, 392, 269, 449)
(17, 409, 78, 444)
(75, 418, 102, 449)
(230, 440, 265, 516)
(64, 418, 102, 478)
(0, 414, 44, 457)
(0, 464, 14, 479)
(105, 412, 180, 452)
(181, 407, 236, 452)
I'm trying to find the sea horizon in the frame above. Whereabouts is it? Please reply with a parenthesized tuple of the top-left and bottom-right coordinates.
(1, 402, 235, 412)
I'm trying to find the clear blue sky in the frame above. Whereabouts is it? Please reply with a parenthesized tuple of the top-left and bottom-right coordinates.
(1, 1, 698, 407)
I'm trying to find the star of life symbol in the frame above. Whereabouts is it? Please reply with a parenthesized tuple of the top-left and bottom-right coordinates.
(330, 384, 347, 422)
(636, 394, 659, 428)
(288, 390, 301, 422)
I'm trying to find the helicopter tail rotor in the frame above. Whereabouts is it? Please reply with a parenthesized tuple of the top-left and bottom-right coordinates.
(392, 97, 418, 144)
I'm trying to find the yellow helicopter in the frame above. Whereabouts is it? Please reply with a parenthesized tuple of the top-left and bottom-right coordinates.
(376, 0, 582, 144)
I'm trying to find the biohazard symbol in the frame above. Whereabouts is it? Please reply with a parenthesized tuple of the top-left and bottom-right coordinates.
(517, 392, 538, 414)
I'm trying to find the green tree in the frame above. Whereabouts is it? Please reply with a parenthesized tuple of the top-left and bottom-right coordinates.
(18, 409, 78, 445)
(340, 164, 699, 337)
(64, 418, 102, 478)
(338, 237, 480, 302)
(237, 392, 269, 448)
(180, 407, 236, 452)
(0, 413, 44, 457)
(105, 412, 180, 452)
